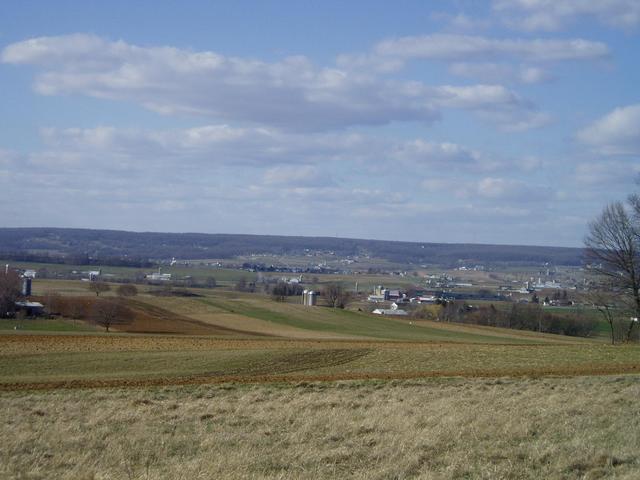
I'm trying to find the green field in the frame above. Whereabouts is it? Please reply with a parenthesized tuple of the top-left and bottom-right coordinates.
(196, 295, 537, 343)
(0, 318, 98, 332)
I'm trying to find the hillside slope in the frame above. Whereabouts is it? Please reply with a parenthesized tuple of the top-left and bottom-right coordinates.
(0, 227, 583, 266)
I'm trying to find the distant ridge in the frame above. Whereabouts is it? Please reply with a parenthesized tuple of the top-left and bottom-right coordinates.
(0, 227, 583, 267)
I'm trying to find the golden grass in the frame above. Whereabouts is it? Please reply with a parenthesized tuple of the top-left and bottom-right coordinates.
(1, 376, 638, 479)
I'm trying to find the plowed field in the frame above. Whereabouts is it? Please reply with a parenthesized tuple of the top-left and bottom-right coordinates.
(1, 333, 638, 391)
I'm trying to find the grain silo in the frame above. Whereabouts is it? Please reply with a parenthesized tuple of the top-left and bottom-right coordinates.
(302, 289, 317, 306)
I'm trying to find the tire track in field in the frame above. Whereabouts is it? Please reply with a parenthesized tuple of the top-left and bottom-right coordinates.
(200, 348, 372, 377)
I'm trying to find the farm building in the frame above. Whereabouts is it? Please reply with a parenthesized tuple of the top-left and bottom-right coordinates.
(372, 303, 408, 316)
(14, 301, 44, 317)
(146, 272, 172, 282)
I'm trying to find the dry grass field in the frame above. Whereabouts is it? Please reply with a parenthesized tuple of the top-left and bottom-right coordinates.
(1, 376, 638, 479)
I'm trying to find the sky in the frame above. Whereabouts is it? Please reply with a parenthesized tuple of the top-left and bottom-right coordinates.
(0, 0, 639, 247)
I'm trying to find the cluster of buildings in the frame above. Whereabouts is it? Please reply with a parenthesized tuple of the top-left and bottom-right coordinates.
(146, 269, 172, 282)
(367, 285, 439, 305)
(367, 285, 404, 303)
(366, 285, 439, 316)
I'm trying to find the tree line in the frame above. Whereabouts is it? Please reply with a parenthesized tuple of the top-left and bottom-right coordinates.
(422, 301, 598, 338)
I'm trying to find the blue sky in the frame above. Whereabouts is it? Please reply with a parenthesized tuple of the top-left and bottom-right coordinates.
(1, 1, 639, 247)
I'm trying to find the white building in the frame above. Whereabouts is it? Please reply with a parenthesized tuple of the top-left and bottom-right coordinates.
(372, 303, 408, 316)
(147, 272, 172, 281)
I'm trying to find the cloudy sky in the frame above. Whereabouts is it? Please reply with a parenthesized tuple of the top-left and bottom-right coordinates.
(1, 1, 639, 247)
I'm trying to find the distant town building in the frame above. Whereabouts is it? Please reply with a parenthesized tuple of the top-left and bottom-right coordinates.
(533, 277, 562, 290)
(414, 295, 437, 304)
(147, 272, 172, 282)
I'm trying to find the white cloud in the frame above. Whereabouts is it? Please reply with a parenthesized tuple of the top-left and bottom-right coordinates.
(0, 149, 20, 167)
(2, 34, 442, 130)
(391, 140, 482, 168)
(519, 66, 553, 84)
(3, 34, 548, 131)
(432, 84, 552, 130)
(334, 53, 405, 74)
(476, 177, 550, 201)
(421, 178, 472, 199)
(577, 104, 640, 155)
(493, 0, 640, 31)
(430, 12, 492, 31)
(449, 62, 553, 85)
(37, 125, 512, 173)
(263, 165, 334, 187)
(40, 125, 379, 167)
(422, 176, 551, 203)
(0, 140, 592, 246)
(2, 125, 557, 234)
(575, 160, 640, 186)
(374, 34, 609, 63)
(449, 63, 513, 82)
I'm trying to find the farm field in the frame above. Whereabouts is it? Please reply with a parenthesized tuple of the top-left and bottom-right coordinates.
(2, 277, 639, 479)
(26, 279, 604, 342)
(2, 276, 635, 393)
(0, 333, 638, 390)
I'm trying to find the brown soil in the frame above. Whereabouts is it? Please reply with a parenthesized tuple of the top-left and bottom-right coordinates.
(1, 363, 638, 392)
(0, 333, 571, 355)
(121, 299, 269, 336)
(2, 333, 638, 392)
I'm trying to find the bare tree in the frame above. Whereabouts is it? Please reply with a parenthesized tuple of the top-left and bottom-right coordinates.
(43, 291, 63, 316)
(271, 282, 288, 302)
(116, 284, 138, 297)
(235, 277, 247, 291)
(65, 297, 90, 321)
(585, 199, 640, 342)
(586, 287, 625, 345)
(0, 269, 21, 318)
(90, 299, 134, 332)
(322, 283, 351, 308)
(88, 281, 111, 297)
